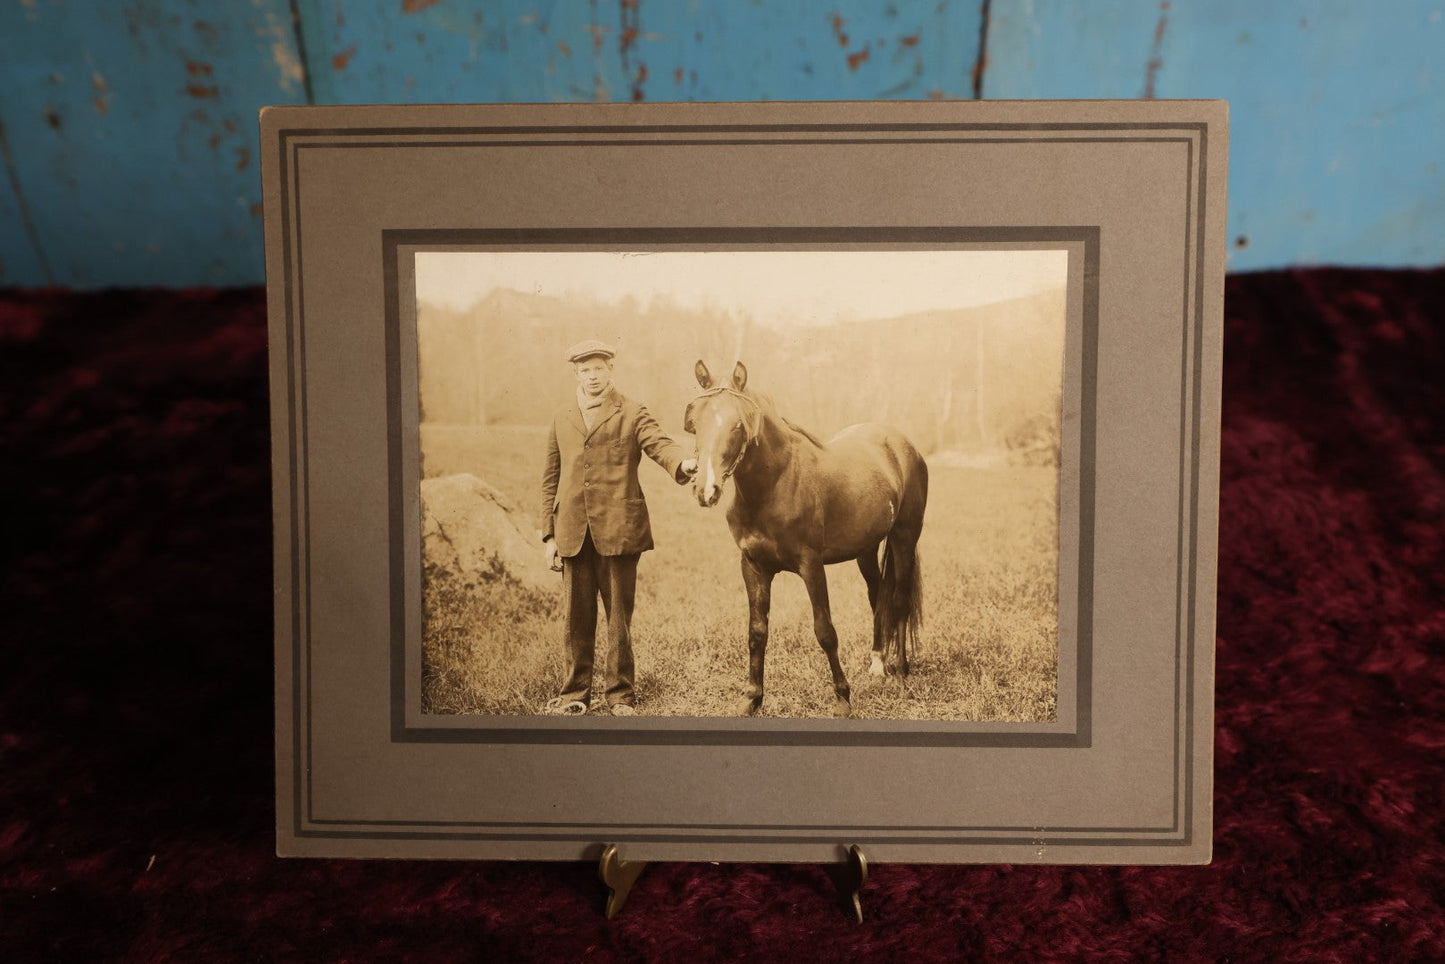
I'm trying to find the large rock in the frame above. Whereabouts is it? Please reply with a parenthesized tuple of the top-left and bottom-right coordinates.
(421, 474, 556, 599)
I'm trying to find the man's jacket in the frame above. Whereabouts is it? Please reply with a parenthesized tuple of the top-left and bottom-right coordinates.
(540, 388, 688, 557)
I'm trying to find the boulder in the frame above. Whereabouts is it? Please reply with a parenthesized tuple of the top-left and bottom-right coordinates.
(421, 473, 556, 600)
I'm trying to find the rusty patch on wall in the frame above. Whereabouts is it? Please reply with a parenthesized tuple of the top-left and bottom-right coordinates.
(620, 0, 646, 102)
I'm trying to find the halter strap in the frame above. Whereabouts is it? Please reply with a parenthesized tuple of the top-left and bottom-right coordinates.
(690, 387, 764, 481)
(692, 387, 763, 444)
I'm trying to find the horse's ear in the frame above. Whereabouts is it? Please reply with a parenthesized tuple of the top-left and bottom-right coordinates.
(694, 360, 713, 389)
(731, 361, 748, 391)
(683, 399, 698, 434)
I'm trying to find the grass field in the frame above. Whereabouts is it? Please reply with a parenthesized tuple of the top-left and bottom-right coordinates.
(420, 423, 1058, 721)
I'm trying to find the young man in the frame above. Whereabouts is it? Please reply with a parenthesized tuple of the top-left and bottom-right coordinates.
(538, 341, 697, 715)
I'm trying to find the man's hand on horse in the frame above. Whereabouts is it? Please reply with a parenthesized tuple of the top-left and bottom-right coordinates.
(679, 458, 699, 481)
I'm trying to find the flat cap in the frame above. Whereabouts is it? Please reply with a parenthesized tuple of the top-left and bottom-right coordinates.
(565, 339, 617, 363)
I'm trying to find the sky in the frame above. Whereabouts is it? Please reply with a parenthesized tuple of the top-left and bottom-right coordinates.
(414, 249, 1069, 329)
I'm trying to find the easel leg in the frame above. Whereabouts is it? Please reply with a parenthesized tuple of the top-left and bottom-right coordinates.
(598, 844, 648, 919)
(826, 844, 869, 923)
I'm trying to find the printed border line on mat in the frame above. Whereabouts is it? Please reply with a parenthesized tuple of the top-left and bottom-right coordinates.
(381, 225, 1096, 752)
(276, 123, 1206, 845)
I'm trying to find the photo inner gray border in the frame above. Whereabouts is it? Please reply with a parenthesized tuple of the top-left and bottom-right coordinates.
(270, 116, 1212, 851)
(389, 230, 1092, 748)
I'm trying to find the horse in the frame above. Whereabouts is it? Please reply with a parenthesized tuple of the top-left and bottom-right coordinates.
(684, 360, 928, 718)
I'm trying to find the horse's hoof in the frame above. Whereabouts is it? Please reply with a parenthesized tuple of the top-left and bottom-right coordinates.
(737, 696, 762, 716)
(868, 655, 885, 677)
(832, 698, 852, 718)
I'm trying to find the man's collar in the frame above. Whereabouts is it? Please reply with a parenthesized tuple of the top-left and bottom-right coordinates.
(577, 385, 616, 410)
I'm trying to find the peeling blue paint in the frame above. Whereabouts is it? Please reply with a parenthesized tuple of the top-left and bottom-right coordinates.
(0, 0, 307, 287)
(984, 0, 1445, 270)
(293, 1, 982, 106)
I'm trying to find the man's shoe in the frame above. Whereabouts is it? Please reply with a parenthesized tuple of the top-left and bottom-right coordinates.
(542, 697, 588, 716)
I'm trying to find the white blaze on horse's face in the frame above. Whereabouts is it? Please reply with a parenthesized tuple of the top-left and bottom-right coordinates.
(703, 448, 717, 502)
(692, 394, 751, 508)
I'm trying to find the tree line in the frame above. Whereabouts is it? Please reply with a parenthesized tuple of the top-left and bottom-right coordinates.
(417, 285, 1066, 462)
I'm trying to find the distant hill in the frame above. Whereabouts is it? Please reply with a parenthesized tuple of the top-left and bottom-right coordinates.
(416, 286, 1065, 459)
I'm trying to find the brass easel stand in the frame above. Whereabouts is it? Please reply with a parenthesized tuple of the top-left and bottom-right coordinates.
(826, 844, 870, 923)
(598, 845, 648, 919)
(597, 843, 871, 922)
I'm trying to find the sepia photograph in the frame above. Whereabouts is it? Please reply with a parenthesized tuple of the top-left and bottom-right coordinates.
(415, 249, 1068, 722)
(267, 103, 1223, 864)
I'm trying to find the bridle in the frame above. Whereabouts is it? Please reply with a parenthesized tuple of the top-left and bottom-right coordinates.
(688, 387, 764, 486)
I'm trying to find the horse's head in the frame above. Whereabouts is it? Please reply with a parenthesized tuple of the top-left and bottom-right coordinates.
(685, 360, 761, 508)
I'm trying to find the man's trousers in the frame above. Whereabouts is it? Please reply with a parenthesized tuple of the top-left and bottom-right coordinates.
(559, 530, 640, 707)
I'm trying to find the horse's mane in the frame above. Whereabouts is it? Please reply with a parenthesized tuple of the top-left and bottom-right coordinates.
(750, 390, 828, 449)
(782, 417, 828, 449)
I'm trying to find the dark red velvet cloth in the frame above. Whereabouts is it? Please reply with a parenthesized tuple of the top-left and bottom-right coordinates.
(2, 271, 1443, 960)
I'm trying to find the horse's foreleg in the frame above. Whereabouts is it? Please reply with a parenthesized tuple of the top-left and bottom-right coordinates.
(800, 555, 852, 718)
(857, 545, 885, 677)
(739, 555, 773, 716)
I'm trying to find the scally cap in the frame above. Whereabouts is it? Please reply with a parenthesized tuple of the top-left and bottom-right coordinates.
(565, 339, 617, 363)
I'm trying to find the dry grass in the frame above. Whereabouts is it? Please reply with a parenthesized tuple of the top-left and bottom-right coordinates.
(420, 424, 1058, 721)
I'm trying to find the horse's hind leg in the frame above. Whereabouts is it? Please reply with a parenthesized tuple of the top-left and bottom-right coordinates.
(800, 554, 852, 718)
(738, 555, 774, 716)
(857, 542, 882, 609)
(857, 545, 886, 677)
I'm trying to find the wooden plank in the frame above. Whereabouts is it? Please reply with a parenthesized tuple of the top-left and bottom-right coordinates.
(0, 0, 307, 287)
(294, 1, 983, 105)
(4, 1, 1441, 284)
(984, 0, 1445, 269)
(0, 123, 51, 286)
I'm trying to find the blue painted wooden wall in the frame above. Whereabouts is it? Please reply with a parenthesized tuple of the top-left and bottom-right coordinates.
(1, 0, 1441, 287)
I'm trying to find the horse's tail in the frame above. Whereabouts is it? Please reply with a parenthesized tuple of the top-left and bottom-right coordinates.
(878, 537, 923, 676)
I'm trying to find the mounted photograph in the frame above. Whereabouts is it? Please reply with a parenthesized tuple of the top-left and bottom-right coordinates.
(267, 101, 1223, 863)
(414, 248, 1069, 722)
